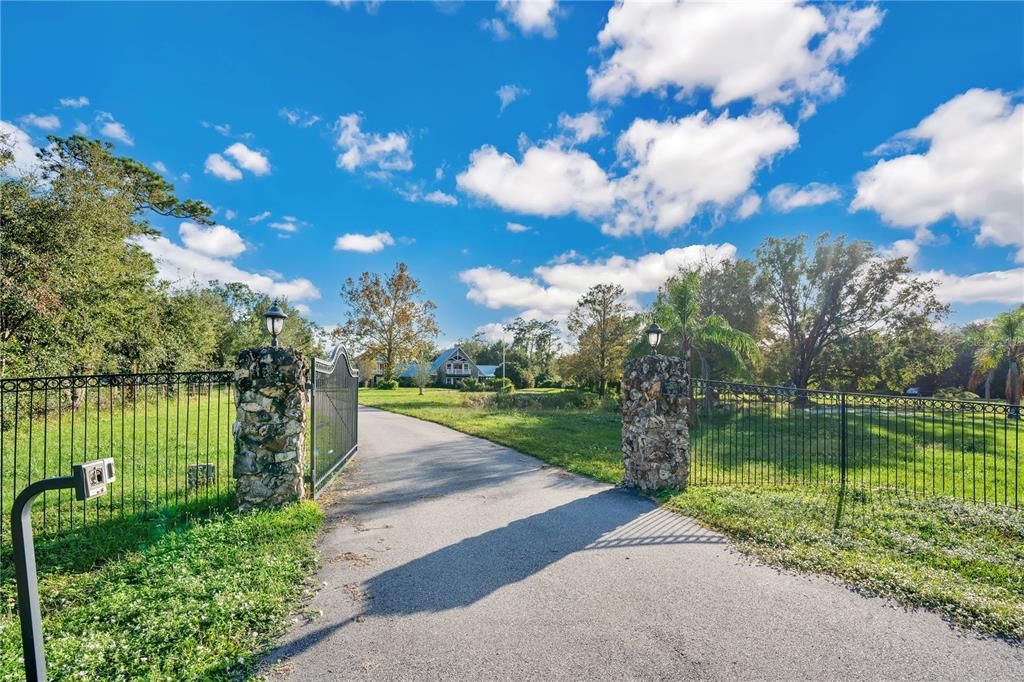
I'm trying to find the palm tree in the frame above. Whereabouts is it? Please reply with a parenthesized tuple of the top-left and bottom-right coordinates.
(659, 270, 760, 418)
(973, 306, 1024, 418)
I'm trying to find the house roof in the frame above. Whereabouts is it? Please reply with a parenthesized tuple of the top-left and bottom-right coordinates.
(430, 347, 461, 372)
(476, 365, 499, 377)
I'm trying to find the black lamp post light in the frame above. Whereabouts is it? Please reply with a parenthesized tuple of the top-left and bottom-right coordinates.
(264, 302, 288, 348)
(645, 319, 664, 354)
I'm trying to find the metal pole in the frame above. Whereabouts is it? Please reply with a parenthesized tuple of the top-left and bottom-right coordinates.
(840, 392, 848, 488)
(12, 476, 76, 682)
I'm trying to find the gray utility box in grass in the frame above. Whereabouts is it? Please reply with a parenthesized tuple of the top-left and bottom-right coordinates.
(621, 354, 690, 491)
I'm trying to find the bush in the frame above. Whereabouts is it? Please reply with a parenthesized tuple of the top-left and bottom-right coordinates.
(934, 387, 981, 401)
(490, 390, 608, 411)
(537, 378, 563, 389)
(459, 377, 483, 392)
(488, 377, 515, 393)
(376, 379, 399, 390)
(398, 376, 414, 388)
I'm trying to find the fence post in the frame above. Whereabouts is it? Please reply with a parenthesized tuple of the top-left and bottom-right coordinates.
(839, 392, 848, 488)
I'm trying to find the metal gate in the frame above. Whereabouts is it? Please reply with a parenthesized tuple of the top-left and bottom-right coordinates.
(309, 345, 359, 497)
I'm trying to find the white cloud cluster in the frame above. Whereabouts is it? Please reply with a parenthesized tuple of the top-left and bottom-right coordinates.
(589, 1, 881, 108)
(204, 142, 271, 181)
(20, 114, 60, 131)
(135, 225, 319, 301)
(335, 113, 413, 174)
(279, 108, 321, 127)
(457, 143, 615, 220)
(423, 190, 458, 206)
(506, 222, 530, 233)
(767, 182, 841, 212)
(497, 84, 529, 113)
(474, 322, 514, 344)
(923, 268, 1024, 305)
(250, 211, 271, 223)
(557, 111, 606, 144)
(97, 112, 134, 145)
(457, 109, 797, 236)
(334, 231, 396, 253)
(852, 88, 1024, 261)
(497, 0, 559, 38)
(0, 121, 41, 177)
(179, 222, 247, 258)
(59, 96, 90, 108)
(459, 243, 736, 322)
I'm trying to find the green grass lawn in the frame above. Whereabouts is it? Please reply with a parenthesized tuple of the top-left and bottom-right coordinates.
(360, 387, 1024, 640)
(0, 386, 236, 545)
(0, 501, 323, 680)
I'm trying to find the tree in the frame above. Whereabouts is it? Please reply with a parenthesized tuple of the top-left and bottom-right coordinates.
(1, 135, 212, 377)
(412, 355, 432, 395)
(339, 263, 439, 381)
(566, 284, 635, 397)
(755, 234, 947, 391)
(973, 306, 1024, 416)
(504, 317, 561, 383)
(658, 269, 760, 382)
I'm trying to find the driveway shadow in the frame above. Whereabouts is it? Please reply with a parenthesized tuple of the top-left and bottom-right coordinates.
(273, 489, 726, 663)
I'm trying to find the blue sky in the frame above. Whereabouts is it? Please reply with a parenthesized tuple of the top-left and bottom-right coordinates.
(3, 1, 1022, 344)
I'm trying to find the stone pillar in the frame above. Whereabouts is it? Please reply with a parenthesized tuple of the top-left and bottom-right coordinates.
(621, 354, 690, 491)
(233, 347, 308, 512)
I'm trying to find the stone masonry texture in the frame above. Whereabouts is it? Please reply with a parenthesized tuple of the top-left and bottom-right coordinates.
(621, 353, 690, 491)
(233, 346, 308, 512)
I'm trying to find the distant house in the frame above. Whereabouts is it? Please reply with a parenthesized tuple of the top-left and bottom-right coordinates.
(379, 347, 501, 386)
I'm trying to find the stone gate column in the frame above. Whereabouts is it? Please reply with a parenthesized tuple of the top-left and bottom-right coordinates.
(233, 347, 308, 512)
(621, 354, 690, 491)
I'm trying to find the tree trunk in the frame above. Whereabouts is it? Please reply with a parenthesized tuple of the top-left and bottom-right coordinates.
(1008, 361, 1021, 420)
(984, 371, 992, 400)
(701, 355, 712, 418)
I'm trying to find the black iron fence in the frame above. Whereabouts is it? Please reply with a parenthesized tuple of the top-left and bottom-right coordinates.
(0, 371, 235, 547)
(309, 346, 359, 497)
(689, 379, 1021, 507)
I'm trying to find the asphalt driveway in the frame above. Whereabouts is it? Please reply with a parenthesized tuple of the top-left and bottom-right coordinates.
(268, 406, 1022, 680)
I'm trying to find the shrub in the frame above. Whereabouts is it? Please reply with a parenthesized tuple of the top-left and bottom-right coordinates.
(376, 379, 399, 390)
(537, 378, 563, 389)
(488, 377, 515, 393)
(459, 377, 483, 392)
(934, 387, 981, 401)
(398, 376, 414, 388)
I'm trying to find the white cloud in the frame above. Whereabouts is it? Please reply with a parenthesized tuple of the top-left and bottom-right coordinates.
(335, 113, 413, 174)
(423, 190, 458, 206)
(767, 182, 841, 212)
(153, 161, 169, 175)
(96, 112, 134, 145)
(224, 142, 271, 175)
(250, 211, 271, 223)
(475, 322, 514, 344)
(608, 109, 798, 235)
(735, 193, 761, 220)
(459, 108, 796, 236)
(334, 231, 396, 253)
(279, 108, 321, 127)
(481, 17, 511, 40)
(204, 153, 242, 181)
(179, 222, 247, 258)
(73, 121, 90, 135)
(20, 114, 60, 131)
(498, 0, 559, 38)
(59, 96, 90, 108)
(921, 268, 1024, 305)
(497, 84, 529, 113)
(506, 222, 530, 233)
(270, 220, 299, 233)
(557, 111, 606, 144)
(589, 1, 881, 108)
(135, 235, 320, 301)
(459, 243, 736, 322)
(0, 121, 41, 177)
(293, 303, 312, 316)
(852, 89, 1024, 260)
(878, 239, 920, 267)
(457, 143, 615, 220)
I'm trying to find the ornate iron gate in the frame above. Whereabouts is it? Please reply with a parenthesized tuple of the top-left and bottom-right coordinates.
(309, 345, 359, 497)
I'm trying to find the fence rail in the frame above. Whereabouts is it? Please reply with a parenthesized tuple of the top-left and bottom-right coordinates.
(689, 379, 1021, 507)
(0, 370, 235, 551)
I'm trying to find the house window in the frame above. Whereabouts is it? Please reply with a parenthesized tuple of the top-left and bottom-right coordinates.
(446, 376, 453, 385)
